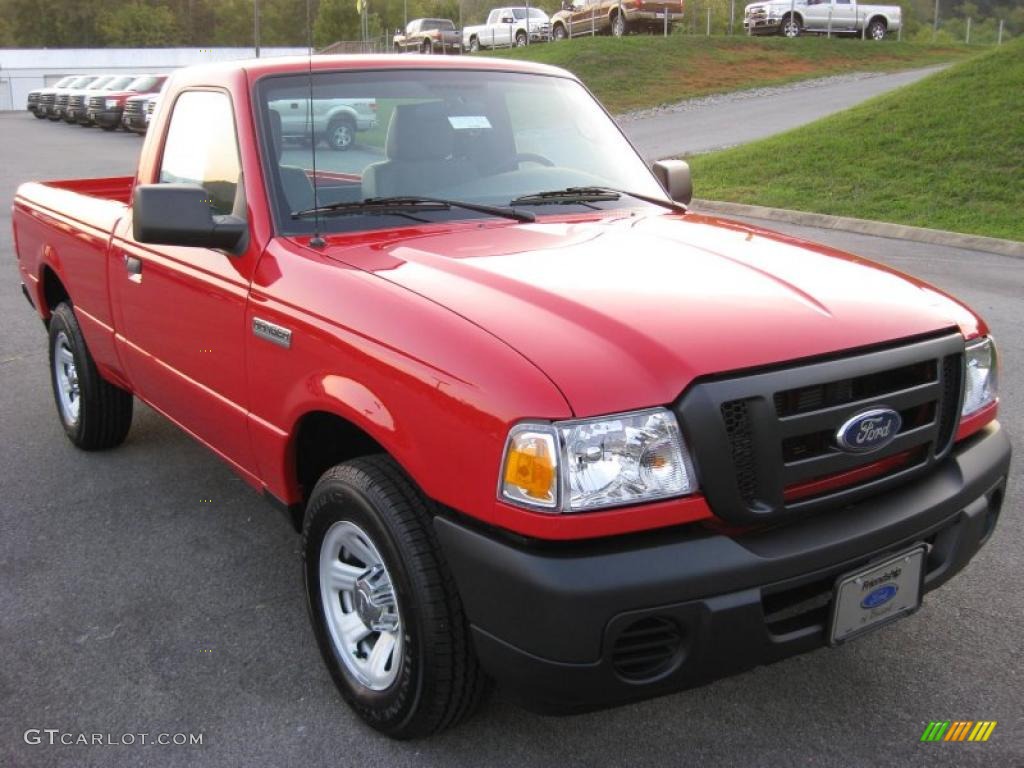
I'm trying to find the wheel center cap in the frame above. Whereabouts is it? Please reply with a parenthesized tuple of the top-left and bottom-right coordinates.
(353, 565, 398, 632)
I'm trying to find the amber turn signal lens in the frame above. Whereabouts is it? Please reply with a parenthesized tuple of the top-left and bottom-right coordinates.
(500, 428, 558, 509)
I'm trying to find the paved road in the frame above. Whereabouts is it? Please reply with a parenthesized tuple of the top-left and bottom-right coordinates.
(620, 66, 947, 160)
(1, 114, 1021, 767)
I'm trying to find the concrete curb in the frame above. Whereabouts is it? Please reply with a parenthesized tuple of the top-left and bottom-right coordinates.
(690, 200, 1024, 258)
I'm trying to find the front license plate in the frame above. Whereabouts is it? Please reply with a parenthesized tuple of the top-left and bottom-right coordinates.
(829, 545, 926, 645)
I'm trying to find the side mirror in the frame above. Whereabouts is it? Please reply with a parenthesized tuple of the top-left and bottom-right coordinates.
(133, 183, 247, 253)
(651, 159, 692, 206)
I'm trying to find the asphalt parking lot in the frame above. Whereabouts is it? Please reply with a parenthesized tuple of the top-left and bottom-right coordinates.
(1, 112, 1021, 767)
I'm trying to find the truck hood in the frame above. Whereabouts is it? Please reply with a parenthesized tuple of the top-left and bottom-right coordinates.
(321, 212, 978, 416)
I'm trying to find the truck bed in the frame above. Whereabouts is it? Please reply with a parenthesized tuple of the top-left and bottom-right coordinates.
(14, 175, 135, 388)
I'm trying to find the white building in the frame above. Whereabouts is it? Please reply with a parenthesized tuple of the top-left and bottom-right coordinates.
(0, 47, 308, 111)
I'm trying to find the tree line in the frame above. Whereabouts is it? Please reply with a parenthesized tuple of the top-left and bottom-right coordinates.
(0, 0, 1016, 48)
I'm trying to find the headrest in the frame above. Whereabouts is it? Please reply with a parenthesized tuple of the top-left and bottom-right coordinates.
(385, 102, 454, 162)
(268, 109, 283, 161)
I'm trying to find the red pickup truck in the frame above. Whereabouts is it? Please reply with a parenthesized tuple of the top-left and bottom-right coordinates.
(13, 55, 1010, 739)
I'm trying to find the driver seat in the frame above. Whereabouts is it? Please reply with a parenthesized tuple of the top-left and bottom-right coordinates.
(362, 102, 475, 199)
(268, 109, 316, 213)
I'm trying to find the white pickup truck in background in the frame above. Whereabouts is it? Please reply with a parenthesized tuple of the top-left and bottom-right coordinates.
(744, 0, 901, 39)
(463, 7, 552, 50)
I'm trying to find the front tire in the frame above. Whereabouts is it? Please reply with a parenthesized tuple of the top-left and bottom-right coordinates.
(553, 23, 567, 40)
(303, 456, 488, 739)
(611, 12, 627, 37)
(421, 38, 432, 54)
(48, 302, 133, 450)
(781, 14, 801, 37)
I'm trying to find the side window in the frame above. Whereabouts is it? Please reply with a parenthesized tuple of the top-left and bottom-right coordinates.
(159, 90, 242, 217)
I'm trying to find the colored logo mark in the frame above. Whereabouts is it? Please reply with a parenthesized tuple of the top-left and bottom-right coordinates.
(920, 721, 997, 742)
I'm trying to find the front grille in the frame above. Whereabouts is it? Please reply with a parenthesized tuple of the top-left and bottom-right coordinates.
(611, 616, 683, 681)
(27, 94, 39, 105)
(721, 400, 759, 504)
(677, 333, 965, 525)
(69, 95, 85, 111)
(146, 100, 156, 115)
(124, 100, 144, 118)
(88, 96, 104, 110)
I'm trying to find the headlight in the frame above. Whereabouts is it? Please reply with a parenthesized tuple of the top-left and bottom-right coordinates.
(105, 99, 118, 109)
(962, 336, 998, 417)
(499, 408, 698, 513)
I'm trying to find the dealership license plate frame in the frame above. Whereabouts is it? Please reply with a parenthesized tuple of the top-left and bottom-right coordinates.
(828, 545, 927, 646)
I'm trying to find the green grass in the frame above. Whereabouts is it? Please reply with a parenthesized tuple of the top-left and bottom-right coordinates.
(689, 39, 1024, 241)
(478, 36, 971, 113)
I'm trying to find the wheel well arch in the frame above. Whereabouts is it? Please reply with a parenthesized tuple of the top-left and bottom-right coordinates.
(287, 410, 388, 528)
(781, 10, 803, 24)
(41, 264, 70, 317)
(868, 14, 888, 28)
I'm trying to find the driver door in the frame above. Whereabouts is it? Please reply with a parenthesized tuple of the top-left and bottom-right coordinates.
(109, 89, 259, 477)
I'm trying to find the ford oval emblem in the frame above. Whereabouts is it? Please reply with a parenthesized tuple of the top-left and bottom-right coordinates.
(861, 584, 899, 609)
(836, 408, 902, 454)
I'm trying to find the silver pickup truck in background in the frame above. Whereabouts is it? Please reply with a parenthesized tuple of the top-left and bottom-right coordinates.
(269, 97, 377, 151)
(744, 0, 901, 39)
(463, 7, 552, 50)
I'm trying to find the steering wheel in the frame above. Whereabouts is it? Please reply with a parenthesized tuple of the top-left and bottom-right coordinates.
(516, 152, 555, 168)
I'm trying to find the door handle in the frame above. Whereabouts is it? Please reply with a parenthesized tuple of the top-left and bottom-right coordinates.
(124, 254, 143, 275)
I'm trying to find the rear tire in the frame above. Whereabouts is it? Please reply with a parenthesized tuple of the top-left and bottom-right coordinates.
(867, 19, 886, 39)
(326, 116, 356, 151)
(469, 36, 480, 52)
(303, 456, 488, 739)
(515, 30, 528, 46)
(421, 38, 432, 54)
(48, 302, 133, 450)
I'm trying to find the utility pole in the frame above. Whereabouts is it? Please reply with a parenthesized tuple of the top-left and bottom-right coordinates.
(965, 16, 970, 44)
(932, 0, 939, 42)
(254, 0, 261, 57)
(998, 18, 1004, 45)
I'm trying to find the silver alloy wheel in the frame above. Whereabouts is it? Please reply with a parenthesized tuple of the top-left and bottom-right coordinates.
(612, 14, 625, 36)
(783, 18, 800, 36)
(54, 331, 80, 425)
(319, 520, 403, 691)
(553, 25, 566, 40)
(870, 22, 885, 39)
(330, 122, 353, 149)
(470, 37, 480, 51)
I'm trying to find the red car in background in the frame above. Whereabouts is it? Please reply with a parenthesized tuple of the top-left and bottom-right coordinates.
(88, 74, 167, 130)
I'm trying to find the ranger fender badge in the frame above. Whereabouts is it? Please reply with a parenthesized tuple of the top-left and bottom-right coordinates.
(252, 317, 292, 349)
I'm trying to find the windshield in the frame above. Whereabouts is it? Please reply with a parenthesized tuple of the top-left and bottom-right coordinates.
(103, 76, 135, 91)
(127, 75, 160, 92)
(68, 76, 94, 88)
(257, 69, 666, 234)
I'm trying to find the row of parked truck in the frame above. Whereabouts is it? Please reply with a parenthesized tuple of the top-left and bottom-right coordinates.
(26, 73, 166, 135)
(393, 0, 686, 53)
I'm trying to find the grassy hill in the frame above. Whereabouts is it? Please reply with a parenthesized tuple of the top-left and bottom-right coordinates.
(688, 39, 1023, 241)
(479, 36, 970, 113)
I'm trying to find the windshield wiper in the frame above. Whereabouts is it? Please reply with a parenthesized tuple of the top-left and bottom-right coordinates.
(510, 186, 686, 213)
(291, 196, 535, 223)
